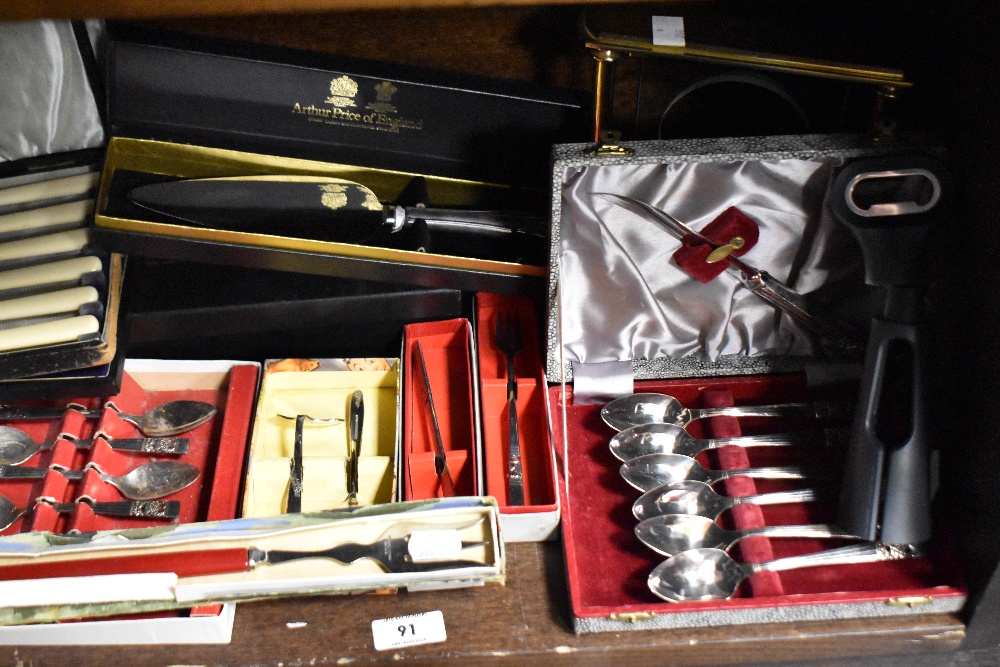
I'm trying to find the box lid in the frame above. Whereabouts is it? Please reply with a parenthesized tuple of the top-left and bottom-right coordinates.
(545, 133, 943, 387)
(0, 20, 105, 170)
(105, 23, 586, 190)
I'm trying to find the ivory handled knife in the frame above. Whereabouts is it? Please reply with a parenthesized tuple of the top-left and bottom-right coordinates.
(0, 256, 103, 294)
(0, 315, 100, 353)
(0, 286, 100, 323)
(0, 172, 99, 208)
(0, 229, 89, 264)
(0, 200, 93, 238)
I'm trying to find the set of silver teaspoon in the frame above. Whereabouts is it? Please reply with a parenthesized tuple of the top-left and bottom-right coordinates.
(0, 399, 216, 531)
(600, 391, 920, 603)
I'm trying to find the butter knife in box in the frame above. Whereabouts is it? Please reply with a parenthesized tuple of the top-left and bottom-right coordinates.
(0, 172, 99, 211)
(0, 229, 90, 271)
(0, 255, 104, 300)
(0, 315, 101, 353)
(0, 286, 103, 327)
(0, 199, 93, 242)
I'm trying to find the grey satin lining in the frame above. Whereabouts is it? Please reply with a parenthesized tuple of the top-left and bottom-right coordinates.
(558, 158, 864, 366)
(572, 360, 633, 404)
(0, 20, 105, 162)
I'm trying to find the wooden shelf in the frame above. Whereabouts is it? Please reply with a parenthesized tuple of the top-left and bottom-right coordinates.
(0, 0, 629, 21)
(0, 542, 970, 666)
(2, 2, 1000, 663)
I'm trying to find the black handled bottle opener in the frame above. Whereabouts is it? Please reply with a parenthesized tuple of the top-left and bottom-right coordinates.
(830, 153, 948, 545)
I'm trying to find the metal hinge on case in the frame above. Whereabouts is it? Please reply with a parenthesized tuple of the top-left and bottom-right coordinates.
(609, 611, 657, 623)
(585, 131, 635, 157)
(887, 595, 934, 608)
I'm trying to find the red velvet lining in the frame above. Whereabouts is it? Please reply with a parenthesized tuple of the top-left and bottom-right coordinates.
(475, 293, 556, 511)
(554, 374, 965, 617)
(0, 362, 258, 622)
(0, 363, 256, 536)
(672, 206, 760, 283)
(402, 319, 478, 499)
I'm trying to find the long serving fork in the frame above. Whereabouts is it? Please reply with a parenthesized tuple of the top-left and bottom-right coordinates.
(495, 313, 524, 506)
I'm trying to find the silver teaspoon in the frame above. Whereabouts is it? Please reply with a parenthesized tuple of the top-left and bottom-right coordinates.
(0, 494, 181, 531)
(609, 423, 844, 463)
(0, 400, 217, 437)
(0, 426, 189, 465)
(600, 393, 847, 432)
(620, 453, 832, 493)
(647, 542, 923, 602)
(635, 514, 860, 557)
(632, 480, 833, 521)
(0, 461, 200, 500)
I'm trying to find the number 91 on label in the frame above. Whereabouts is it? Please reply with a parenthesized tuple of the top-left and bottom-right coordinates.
(372, 610, 447, 651)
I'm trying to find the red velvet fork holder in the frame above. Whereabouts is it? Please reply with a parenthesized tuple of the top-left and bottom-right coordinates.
(0, 360, 257, 619)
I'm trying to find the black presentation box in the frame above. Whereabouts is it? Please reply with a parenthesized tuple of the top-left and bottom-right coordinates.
(92, 24, 588, 296)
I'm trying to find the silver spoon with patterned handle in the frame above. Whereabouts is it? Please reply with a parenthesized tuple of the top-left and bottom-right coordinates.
(610, 423, 845, 463)
(0, 461, 200, 501)
(0, 493, 180, 531)
(648, 542, 923, 602)
(620, 452, 835, 493)
(632, 480, 834, 522)
(601, 393, 849, 432)
(0, 425, 188, 466)
(635, 514, 861, 557)
(0, 400, 217, 437)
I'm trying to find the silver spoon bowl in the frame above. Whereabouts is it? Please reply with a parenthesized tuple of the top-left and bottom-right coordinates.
(0, 494, 31, 530)
(609, 423, 841, 462)
(632, 480, 832, 521)
(647, 542, 922, 602)
(0, 400, 217, 437)
(601, 393, 845, 432)
(0, 462, 202, 500)
(81, 461, 201, 500)
(620, 453, 829, 493)
(108, 401, 216, 437)
(635, 514, 860, 557)
(0, 426, 189, 465)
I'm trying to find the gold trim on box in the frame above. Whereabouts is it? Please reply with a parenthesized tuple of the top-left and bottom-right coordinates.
(95, 216, 546, 277)
(887, 596, 934, 608)
(608, 611, 657, 623)
(96, 137, 546, 278)
(98, 137, 513, 210)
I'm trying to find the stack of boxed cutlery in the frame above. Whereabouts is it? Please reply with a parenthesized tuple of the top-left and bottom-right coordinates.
(0, 165, 126, 399)
(0, 19, 124, 399)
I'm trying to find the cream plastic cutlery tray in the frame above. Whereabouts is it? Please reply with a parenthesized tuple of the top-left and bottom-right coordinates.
(243, 359, 400, 516)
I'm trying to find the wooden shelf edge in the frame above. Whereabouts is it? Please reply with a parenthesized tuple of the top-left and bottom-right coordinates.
(0, 0, 642, 22)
